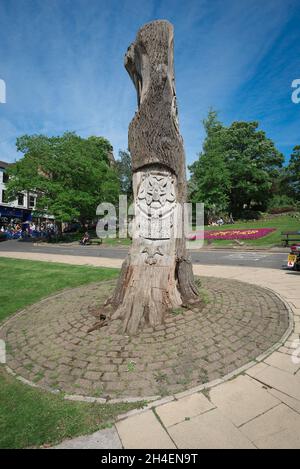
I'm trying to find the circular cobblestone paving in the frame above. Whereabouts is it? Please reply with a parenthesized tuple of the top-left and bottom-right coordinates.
(1, 277, 289, 399)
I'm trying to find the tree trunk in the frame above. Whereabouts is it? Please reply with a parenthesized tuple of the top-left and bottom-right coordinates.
(108, 20, 199, 334)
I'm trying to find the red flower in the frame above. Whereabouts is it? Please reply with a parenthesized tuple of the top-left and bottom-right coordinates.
(189, 228, 275, 240)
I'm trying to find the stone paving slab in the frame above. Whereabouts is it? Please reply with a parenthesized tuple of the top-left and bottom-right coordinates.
(53, 427, 122, 449)
(277, 346, 294, 356)
(167, 408, 255, 449)
(155, 393, 215, 428)
(267, 388, 300, 415)
(294, 323, 300, 333)
(250, 365, 300, 401)
(246, 362, 270, 378)
(264, 351, 300, 375)
(289, 299, 300, 309)
(116, 411, 176, 449)
(209, 375, 280, 427)
(294, 308, 300, 318)
(240, 404, 300, 449)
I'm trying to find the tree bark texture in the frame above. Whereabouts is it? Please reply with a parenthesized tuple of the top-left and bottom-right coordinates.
(109, 20, 199, 334)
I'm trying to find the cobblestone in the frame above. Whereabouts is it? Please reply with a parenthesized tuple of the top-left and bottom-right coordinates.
(1, 277, 289, 399)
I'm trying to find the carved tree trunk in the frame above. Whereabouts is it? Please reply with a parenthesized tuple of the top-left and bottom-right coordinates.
(109, 20, 199, 334)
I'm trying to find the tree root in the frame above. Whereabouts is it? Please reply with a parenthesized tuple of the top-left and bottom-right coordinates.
(87, 304, 112, 332)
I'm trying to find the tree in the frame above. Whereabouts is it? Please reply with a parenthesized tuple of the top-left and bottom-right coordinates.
(6, 132, 119, 225)
(286, 145, 300, 201)
(189, 110, 231, 219)
(102, 20, 199, 335)
(189, 112, 284, 217)
(116, 150, 133, 201)
(223, 121, 284, 215)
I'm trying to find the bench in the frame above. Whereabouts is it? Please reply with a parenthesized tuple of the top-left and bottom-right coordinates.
(87, 238, 102, 245)
(281, 231, 300, 247)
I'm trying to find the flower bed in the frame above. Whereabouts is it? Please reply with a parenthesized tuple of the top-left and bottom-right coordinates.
(190, 227, 276, 240)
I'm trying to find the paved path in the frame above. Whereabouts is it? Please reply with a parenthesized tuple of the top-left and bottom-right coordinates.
(0, 250, 123, 269)
(0, 239, 289, 269)
(54, 263, 300, 449)
(2, 277, 288, 399)
(1, 250, 299, 448)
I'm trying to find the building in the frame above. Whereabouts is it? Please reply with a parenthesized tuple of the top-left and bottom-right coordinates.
(0, 160, 52, 226)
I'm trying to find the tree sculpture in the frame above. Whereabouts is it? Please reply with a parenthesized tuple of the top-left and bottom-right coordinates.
(105, 20, 199, 334)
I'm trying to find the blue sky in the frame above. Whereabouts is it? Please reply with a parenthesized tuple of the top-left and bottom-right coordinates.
(0, 0, 299, 167)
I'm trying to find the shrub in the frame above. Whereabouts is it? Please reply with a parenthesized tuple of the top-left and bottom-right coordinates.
(239, 210, 262, 220)
(268, 195, 297, 213)
(269, 206, 297, 214)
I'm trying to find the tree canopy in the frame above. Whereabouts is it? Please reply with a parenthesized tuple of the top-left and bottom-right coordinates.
(6, 132, 120, 224)
(189, 110, 284, 217)
(116, 149, 133, 201)
(286, 145, 300, 201)
(188, 111, 231, 217)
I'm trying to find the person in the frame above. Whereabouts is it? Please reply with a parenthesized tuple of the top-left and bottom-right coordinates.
(80, 231, 90, 245)
(46, 222, 55, 241)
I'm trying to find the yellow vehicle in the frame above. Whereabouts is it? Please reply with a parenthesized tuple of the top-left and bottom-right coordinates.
(287, 244, 300, 271)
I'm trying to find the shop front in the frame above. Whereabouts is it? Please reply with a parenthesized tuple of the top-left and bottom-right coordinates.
(0, 206, 32, 227)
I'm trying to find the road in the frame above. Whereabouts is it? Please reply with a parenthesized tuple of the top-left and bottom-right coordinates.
(0, 240, 289, 269)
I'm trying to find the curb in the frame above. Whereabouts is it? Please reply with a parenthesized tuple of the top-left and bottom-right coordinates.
(0, 277, 294, 409)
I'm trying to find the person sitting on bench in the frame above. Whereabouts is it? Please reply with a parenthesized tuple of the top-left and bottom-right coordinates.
(80, 232, 90, 245)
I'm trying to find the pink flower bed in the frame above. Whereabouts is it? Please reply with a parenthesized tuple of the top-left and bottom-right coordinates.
(189, 227, 276, 240)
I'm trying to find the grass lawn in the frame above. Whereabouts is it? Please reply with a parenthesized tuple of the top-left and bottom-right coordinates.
(100, 237, 132, 246)
(89, 214, 299, 248)
(96, 214, 300, 248)
(0, 258, 145, 449)
(201, 214, 300, 247)
(0, 369, 145, 449)
(0, 258, 119, 323)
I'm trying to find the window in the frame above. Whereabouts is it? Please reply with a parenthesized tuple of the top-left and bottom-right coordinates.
(18, 193, 24, 206)
(2, 172, 9, 183)
(2, 190, 7, 203)
(29, 195, 35, 208)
